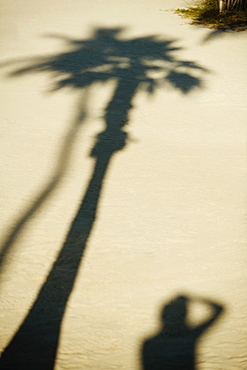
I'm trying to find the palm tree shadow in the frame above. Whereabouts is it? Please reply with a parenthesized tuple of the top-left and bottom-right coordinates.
(0, 27, 208, 369)
(142, 294, 224, 370)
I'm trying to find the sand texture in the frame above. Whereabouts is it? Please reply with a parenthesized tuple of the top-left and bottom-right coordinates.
(0, 1, 246, 369)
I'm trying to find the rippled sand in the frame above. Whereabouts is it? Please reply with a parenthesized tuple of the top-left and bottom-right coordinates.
(0, 1, 246, 369)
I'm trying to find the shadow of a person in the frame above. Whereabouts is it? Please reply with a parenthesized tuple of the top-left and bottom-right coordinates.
(142, 294, 224, 370)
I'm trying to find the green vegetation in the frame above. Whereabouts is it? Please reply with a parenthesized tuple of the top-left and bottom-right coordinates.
(176, 0, 247, 30)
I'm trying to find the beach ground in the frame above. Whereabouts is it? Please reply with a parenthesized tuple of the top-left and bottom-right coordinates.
(0, 1, 246, 369)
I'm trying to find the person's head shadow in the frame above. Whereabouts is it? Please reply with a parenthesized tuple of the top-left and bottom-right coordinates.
(142, 294, 224, 370)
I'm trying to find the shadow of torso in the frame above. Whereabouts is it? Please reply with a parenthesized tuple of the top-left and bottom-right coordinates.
(142, 327, 196, 370)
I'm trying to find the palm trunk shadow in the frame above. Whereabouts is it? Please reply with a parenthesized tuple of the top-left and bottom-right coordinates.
(0, 81, 134, 370)
(0, 152, 112, 370)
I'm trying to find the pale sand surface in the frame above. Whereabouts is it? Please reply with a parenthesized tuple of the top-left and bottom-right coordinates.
(0, 1, 247, 369)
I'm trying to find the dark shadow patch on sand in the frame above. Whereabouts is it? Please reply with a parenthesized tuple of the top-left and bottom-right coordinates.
(0, 27, 207, 369)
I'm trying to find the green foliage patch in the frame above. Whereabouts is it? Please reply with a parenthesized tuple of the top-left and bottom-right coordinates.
(176, 0, 247, 30)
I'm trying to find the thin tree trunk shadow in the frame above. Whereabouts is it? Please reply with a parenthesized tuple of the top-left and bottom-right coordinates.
(0, 90, 89, 275)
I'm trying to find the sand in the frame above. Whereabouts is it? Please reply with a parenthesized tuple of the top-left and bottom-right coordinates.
(0, 0, 246, 369)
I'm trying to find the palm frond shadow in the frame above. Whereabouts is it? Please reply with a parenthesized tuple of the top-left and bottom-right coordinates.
(0, 27, 208, 369)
